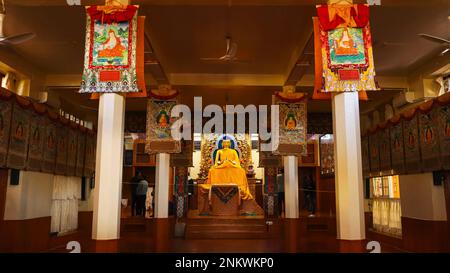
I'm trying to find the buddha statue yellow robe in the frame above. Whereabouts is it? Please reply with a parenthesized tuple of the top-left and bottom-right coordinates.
(201, 146, 253, 200)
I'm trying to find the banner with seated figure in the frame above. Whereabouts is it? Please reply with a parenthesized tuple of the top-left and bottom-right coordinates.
(272, 89, 308, 156)
(79, 5, 139, 93)
(315, 4, 379, 93)
(145, 99, 181, 154)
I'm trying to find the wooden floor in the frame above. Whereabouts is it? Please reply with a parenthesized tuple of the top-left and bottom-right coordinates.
(45, 215, 405, 253)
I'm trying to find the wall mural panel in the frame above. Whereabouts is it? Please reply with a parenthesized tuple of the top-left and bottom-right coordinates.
(42, 122, 57, 174)
(7, 103, 31, 170)
(390, 122, 405, 174)
(26, 113, 47, 172)
(369, 132, 380, 173)
(66, 126, 78, 176)
(438, 103, 450, 170)
(379, 128, 391, 171)
(403, 116, 421, 173)
(55, 125, 69, 175)
(0, 99, 12, 167)
(419, 107, 441, 172)
(75, 131, 87, 177)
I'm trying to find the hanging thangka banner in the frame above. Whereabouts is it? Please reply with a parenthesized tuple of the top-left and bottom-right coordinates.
(402, 114, 421, 173)
(7, 98, 31, 170)
(66, 124, 78, 176)
(75, 130, 86, 177)
(145, 99, 181, 154)
(55, 124, 69, 175)
(26, 110, 47, 172)
(79, 5, 139, 93)
(361, 135, 370, 176)
(389, 118, 405, 174)
(379, 125, 391, 172)
(368, 131, 380, 173)
(272, 94, 307, 156)
(0, 94, 13, 167)
(418, 105, 441, 172)
(437, 98, 450, 170)
(316, 4, 379, 93)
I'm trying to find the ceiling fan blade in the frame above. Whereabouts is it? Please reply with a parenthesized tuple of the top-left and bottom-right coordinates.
(418, 33, 450, 44)
(440, 48, 450, 56)
(228, 42, 238, 58)
(0, 32, 35, 45)
(200, 57, 224, 61)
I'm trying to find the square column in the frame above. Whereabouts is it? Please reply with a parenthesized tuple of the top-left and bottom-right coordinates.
(155, 153, 170, 218)
(332, 92, 365, 240)
(92, 93, 125, 240)
(284, 155, 299, 219)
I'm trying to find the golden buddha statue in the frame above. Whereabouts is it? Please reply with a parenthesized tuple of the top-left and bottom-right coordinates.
(201, 139, 253, 200)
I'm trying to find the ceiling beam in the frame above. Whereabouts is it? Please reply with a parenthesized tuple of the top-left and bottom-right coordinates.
(284, 32, 313, 86)
(144, 30, 170, 85)
(169, 73, 285, 86)
(6, 0, 444, 6)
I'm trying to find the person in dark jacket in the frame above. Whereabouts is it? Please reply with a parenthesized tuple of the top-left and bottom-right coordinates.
(130, 172, 143, 216)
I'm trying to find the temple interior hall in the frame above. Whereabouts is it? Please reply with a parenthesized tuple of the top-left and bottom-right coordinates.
(0, 0, 449, 253)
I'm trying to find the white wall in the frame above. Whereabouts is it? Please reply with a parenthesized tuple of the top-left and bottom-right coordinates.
(399, 173, 447, 221)
(79, 186, 94, 212)
(4, 170, 54, 220)
(4, 170, 92, 220)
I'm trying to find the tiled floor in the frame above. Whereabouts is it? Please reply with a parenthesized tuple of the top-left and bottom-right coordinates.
(46, 216, 405, 253)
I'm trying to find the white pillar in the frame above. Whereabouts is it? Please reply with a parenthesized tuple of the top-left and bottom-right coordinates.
(155, 153, 170, 218)
(332, 92, 365, 240)
(92, 93, 125, 240)
(284, 155, 299, 218)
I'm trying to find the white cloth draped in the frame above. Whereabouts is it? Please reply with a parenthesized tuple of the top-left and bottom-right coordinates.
(50, 176, 81, 234)
(372, 198, 402, 236)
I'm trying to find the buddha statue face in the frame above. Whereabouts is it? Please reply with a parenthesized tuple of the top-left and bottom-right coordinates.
(222, 139, 231, 149)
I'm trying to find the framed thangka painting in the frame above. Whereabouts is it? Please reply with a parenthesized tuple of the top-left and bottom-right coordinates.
(42, 121, 57, 173)
(79, 6, 139, 93)
(273, 101, 307, 155)
(419, 107, 441, 172)
(390, 121, 405, 174)
(145, 99, 181, 154)
(437, 102, 450, 170)
(55, 124, 69, 175)
(403, 115, 421, 173)
(361, 135, 370, 176)
(26, 112, 47, 172)
(0, 99, 12, 167)
(379, 127, 392, 172)
(368, 132, 380, 173)
(7, 101, 31, 170)
(320, 134, 334, 177)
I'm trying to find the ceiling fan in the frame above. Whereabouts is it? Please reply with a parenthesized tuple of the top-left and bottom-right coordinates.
(200, 36, 247, 63)
(418, 33, 450, 56)
(0, 0, 35, 46)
